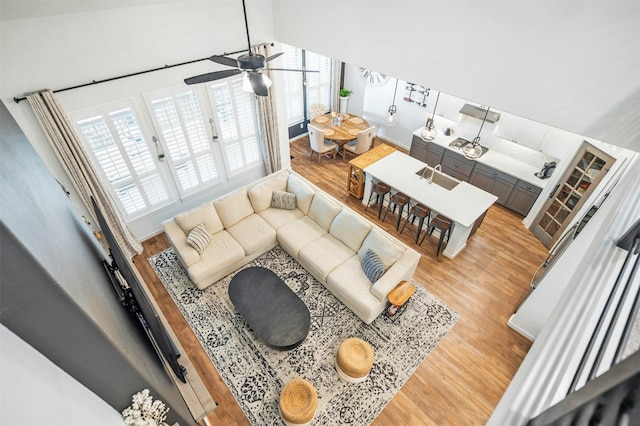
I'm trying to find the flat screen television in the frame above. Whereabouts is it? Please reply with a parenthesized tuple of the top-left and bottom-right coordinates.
(91, 197, 187, 383)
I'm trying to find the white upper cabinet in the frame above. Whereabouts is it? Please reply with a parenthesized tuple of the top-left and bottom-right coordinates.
(494, 113, 549, 150)
(539, 126, 583, 160)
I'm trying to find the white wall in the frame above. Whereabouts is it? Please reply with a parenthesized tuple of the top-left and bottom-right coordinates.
(0, 325, 122, 425)
(272, 1, 640, 153)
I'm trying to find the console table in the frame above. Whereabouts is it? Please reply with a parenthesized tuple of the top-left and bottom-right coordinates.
(347, 144, 397, 199)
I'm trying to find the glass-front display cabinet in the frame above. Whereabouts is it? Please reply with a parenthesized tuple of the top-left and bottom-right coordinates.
(532, 141, 615, 248)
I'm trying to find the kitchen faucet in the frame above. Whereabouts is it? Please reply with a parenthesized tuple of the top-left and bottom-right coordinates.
(426, 164, 442, 184)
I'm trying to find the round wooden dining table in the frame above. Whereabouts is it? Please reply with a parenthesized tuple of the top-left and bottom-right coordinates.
(310, 113, 371, 156)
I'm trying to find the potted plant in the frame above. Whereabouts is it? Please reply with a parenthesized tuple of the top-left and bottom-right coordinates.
(339, 89, 352, 113)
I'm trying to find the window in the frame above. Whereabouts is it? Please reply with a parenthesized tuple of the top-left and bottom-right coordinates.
(281, 44, 333, 126)
(72, 76, 263, 222)
(305, 50, 332, 110)
(74, 101, 171, 218)
(145, 87, 220, 198)
(208, 79, 261, 176)
(282, 45, 304, 125)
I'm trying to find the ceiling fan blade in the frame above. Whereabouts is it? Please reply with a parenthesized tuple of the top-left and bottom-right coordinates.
(208, 55, 239, 68)
(184, 68, 242, 85)
(248, 72, 269, 96)
(268, 68, 320, 73)
(265, 52, 284, 62)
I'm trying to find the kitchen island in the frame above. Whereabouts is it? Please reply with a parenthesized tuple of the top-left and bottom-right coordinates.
(363, 151, 498, 259)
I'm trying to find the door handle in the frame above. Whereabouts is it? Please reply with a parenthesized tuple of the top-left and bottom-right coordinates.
(209, 118, 219, 140)
(549, 183, 560, 199)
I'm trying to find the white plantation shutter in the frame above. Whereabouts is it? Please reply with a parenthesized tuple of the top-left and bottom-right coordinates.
(305, 50, 332, 110)
(146, 88, 220, 197)
(75, 104, 170, 217)
(281, 44, 304, 125)
(209, 78, 261, 176)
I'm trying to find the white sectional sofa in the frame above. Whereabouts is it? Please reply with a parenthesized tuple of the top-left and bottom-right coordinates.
(162, 170, 421, 324)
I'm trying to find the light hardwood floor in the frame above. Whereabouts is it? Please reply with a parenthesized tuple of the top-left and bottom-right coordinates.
(134, 136, 549, 425)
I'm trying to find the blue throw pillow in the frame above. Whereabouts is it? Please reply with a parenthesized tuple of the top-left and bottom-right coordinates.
(361, 249, 385, 283)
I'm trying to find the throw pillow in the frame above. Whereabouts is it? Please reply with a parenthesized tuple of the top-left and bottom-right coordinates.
(186, 223, 211, 254)
(271, 190, 297, 210)
(361, 249, 385, 283)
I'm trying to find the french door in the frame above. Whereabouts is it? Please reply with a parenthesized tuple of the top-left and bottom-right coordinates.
(532, 141, 615, 248)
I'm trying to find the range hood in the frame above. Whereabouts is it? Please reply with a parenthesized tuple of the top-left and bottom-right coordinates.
(459, 104, 501, 123)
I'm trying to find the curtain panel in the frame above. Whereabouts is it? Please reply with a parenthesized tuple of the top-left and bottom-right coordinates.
(252, 44, 282, 175)
(26, 90, 143, 258)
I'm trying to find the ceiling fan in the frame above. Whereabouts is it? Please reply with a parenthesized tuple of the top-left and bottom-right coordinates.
(184, 0, 317, 96)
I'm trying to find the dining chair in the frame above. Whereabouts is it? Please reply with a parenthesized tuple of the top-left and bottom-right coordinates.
(343, 126, 375, 159)
(308, 103, 327, 120)
(308, 124, 337, 163)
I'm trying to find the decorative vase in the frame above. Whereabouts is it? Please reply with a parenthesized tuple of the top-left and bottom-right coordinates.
(339, 96, 349, 114)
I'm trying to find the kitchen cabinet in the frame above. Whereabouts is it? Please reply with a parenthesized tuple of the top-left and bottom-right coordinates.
(469, 162, 517, 206)
(494, 113, 548, 150)
(505, 180, 542, 216)
(538, 126, 581, 160)
(409, 135, 444, 167)
(531, 141, 615, 248)
(441, 150, 475, 182)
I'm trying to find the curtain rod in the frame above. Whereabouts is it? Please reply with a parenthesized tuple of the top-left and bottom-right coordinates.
(12, 45, 273, 104)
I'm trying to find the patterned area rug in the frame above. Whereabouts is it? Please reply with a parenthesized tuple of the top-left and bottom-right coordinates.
(149, 246, 459, 425)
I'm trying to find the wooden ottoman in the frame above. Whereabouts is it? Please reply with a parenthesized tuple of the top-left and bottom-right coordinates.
(335, 337, 374, 383)
(279, 378, 317, 426)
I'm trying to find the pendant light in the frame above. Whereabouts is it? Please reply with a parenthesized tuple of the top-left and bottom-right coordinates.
(385, 79, 399, 126)
(463, 106, 490, 159)
(420, 91, 440, 141)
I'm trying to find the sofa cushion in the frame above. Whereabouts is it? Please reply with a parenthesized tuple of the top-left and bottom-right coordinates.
(248, 172, 289, 213)
(186, 223, 211, 254)
(226, 214, 277, 255)
(189, 230, 245, 285)
(258, 207, 304, 230)
(308, 193, 342, 231)
(329, 209, 372, 252)
(299, 234, 354, 281)
(358, 229, 405, 269)
(360, 249, 385, 283)
(175, 202, 224, 235)
(277, 216, 327, 258)
(271, 190, 297, 210)
(214, 188, 255, 228)
(287, 174, 315, 214)
(326, 256, 386, 324)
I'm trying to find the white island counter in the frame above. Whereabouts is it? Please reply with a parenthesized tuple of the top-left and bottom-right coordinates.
(363, 151, 498, 259)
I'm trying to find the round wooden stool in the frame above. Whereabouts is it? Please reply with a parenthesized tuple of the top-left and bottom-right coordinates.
(335, 338, 374, 383)
(279, 378, 317, 426)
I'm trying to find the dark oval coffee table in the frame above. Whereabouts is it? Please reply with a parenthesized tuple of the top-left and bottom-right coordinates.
(229, 266, 310, 350)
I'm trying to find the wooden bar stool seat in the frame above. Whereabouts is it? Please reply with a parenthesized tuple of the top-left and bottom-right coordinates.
(365, 181, 391, 219)
(400, 203, 432, 244)
(420, 214, 453, 257)
(382, 191, 411, 231)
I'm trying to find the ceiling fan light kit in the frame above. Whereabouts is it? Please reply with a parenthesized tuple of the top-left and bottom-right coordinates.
(183, 0, 316, 96)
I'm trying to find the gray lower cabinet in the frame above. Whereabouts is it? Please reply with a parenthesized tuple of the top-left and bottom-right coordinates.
(410, 135, 444, 167)
(469, 162, 517, 206)
(506, 180, 542, 215)
(441, 150, 474, 181)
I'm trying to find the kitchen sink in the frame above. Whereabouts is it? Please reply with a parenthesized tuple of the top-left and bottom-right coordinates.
(415, 167, 460, 190)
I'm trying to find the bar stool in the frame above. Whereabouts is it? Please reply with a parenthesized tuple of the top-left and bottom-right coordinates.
(382, 191, 411, 231)
(365, 181, 391, 219)
(400, 203, 432, 244)
(419, 214, 453, 257)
